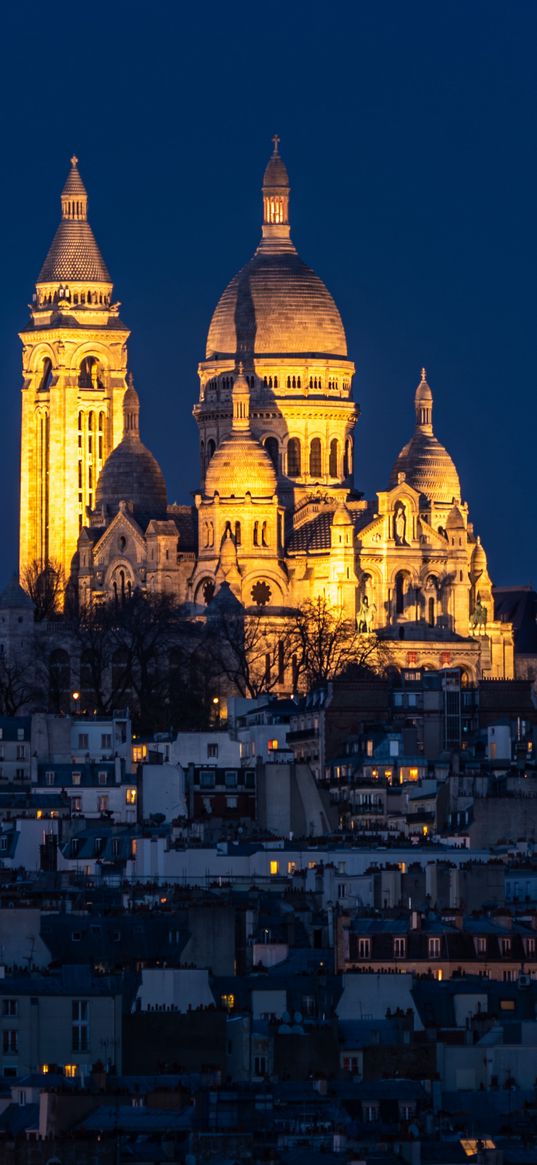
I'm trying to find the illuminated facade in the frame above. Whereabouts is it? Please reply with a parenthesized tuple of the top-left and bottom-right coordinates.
(20, 145, 514, 682)
(19, 157, 129, 581)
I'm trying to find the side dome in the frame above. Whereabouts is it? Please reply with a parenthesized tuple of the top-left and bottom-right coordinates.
(471, 536, 487, 575)
(96, 379, 167, 521)
(206, 139, 348, 359)
(390, 370, 461, 504)
(204, 368, 277, 498)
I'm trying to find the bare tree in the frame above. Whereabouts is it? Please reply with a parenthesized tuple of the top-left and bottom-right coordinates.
(291, 596, 390, 691)
(206, 586, 294, 698)
(21, 559, 65, 621)
(0, 654, 43, 715)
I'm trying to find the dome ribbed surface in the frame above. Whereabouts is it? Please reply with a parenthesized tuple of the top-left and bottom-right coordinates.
(206, 251, 347, 358)
(96, 439, 167, 520)
(205, 432, 277, 498)
(390, 430, 461, 504)
(263, 153, 289, 188)
(38, 220, 110, 283)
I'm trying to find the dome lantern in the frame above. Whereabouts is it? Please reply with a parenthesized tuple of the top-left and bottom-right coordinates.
(260, 135, 294, 253)
(61, 155, 88, 222)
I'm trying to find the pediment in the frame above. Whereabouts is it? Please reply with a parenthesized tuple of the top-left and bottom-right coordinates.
(92, 510, 146, 559)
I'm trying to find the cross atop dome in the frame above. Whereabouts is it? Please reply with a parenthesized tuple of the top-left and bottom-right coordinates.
(272, 134, 280, 155)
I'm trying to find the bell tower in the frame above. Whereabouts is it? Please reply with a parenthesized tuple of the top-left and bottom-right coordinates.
(19, 156, 130, 584)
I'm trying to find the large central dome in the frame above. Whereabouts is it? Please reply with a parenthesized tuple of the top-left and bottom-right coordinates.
(205, 140, 348, 360)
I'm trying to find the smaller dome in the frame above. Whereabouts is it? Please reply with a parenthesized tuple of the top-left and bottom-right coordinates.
(205, 368, 277, 498)
(331, 498, 352, 526)
(96, 379, 167, 521)
(446, 504, 465, 530)
(471, 536, 487, 574)
(390, 371, 461, 505)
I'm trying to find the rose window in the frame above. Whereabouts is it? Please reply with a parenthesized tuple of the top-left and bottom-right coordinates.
(251, 580, 272, 607)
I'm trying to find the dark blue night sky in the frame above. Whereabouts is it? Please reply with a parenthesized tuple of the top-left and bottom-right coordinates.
(1, 1, 536, 586)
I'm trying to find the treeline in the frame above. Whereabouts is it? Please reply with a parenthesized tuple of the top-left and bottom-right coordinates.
(3, 570, 390, 732)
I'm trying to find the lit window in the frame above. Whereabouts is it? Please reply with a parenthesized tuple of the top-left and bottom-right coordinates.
(267, 739, 279, 751)
(269, 860, 279, 876)
(125, 788, 137, 805)
(97, 795, 108, 813)
(64, 1064, 78, 1079)
(221, 993, 234, 1011)
(409, 767, 418, 780)
(41, 1064, 49, 1074)
(287, 861, 296, 874)
(72, 772, 81, 785)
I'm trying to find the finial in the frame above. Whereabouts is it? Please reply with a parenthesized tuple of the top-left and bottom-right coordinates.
(238, 361, 244, 376)
(70, 154, 79, 168)
(272, 134, 280, 155)
(421, 367, 427, 381)
(127, 371, 134, 389)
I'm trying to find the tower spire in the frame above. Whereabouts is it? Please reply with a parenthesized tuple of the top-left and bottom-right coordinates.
(415, 367, 433, 432)
(232, 364, 251, 433)
(61, 155, 88, 222)
(259, 136, 294, 253)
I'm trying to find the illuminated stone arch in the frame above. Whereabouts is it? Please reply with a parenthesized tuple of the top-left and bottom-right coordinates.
(195, 577, 216, 606)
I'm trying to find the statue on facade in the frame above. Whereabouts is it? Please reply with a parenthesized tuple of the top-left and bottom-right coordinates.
(357, 594, 377, 633)
(469, 594, 488, 634)
(394, 501, 407, 545)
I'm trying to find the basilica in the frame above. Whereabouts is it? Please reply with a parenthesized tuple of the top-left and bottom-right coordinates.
(18, 142, 514, 683)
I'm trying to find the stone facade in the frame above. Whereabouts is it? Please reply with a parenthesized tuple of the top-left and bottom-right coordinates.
(19, 144, 514, 684)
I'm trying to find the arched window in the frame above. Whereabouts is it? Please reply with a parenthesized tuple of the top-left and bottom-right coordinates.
(428, 596, 435, 627)
(264, 436, 279, 471)
(38, 357, 53, 392)
(261, 521, 268, 547)
(309, 437, 322, 477)
(329, 438, 339, 477)
(206, 438, 216, 465)
(235, 521, 241, 546)
(78, 356, 103, 390)
(395, 572, 410, 616)
(343, 438, 352, 479)
(287, 438, 301, 477)
(253, 521, 259, 547)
